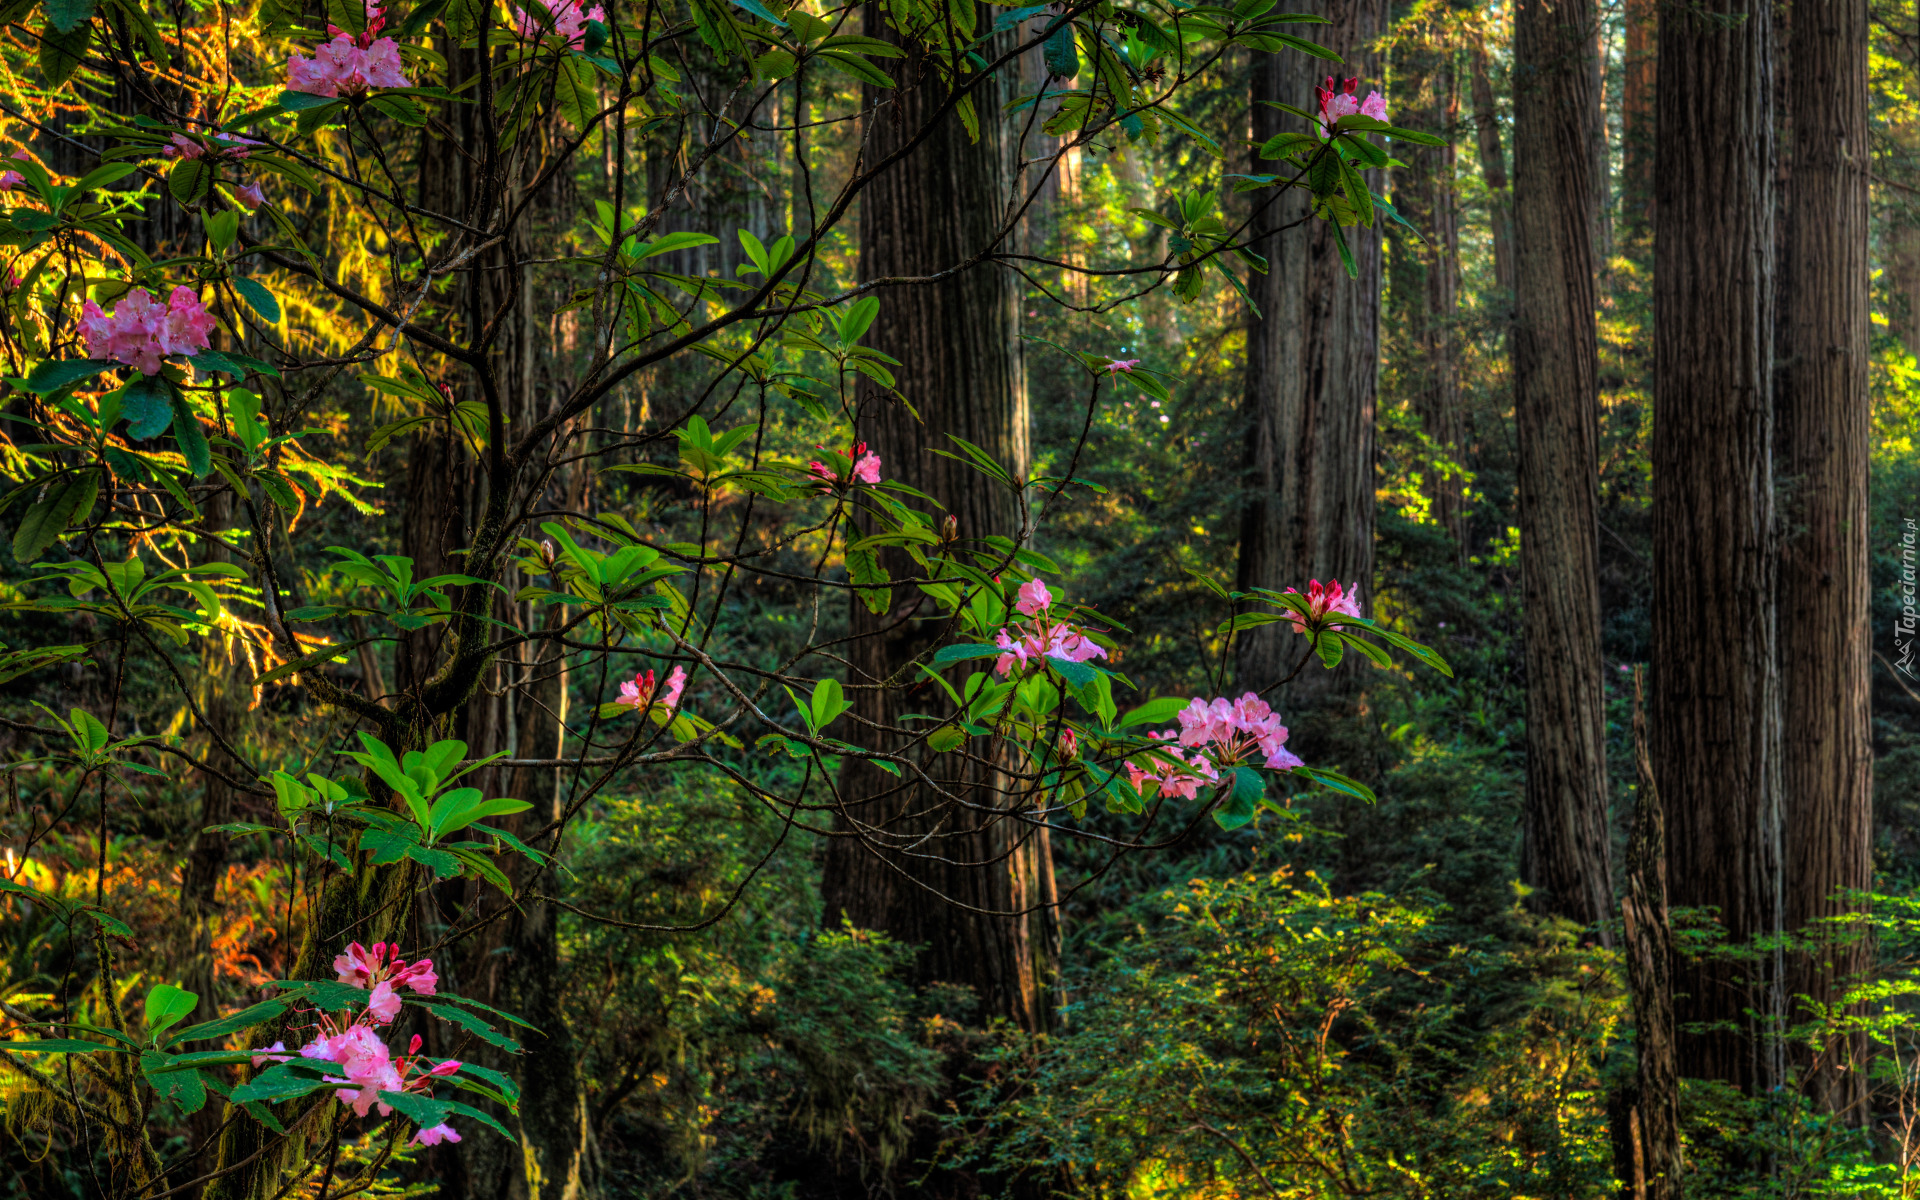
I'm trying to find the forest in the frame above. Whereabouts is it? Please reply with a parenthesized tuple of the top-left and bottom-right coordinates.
(0, 0, 1913, 1194)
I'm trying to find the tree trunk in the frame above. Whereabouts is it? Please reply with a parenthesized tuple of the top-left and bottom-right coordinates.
(1651, 0, 1781, 1092)
(1469, 37, 1514, 299)
(1236, 0, 1385, 705)
(1778, 0, 1872, 1118)
(1620, 0, 1656, 235)
(820, 7, 1058, 1032)
(1512, 0, 1613, 939)
(1391, 26, 1465, 560)
(1622, 671, 1682, 1199)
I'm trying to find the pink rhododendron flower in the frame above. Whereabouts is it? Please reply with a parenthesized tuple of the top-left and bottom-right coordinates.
(808, 441, 883, 489)
(333, 940, 439, 998)
(1105, 358, 1140, 373)
(615, 665, 687, 711)
(251, 1041, 291, 1067)
(0, 170, 21, 191)
(1016, 578, 1052, 616)
(78, 286, 216, 375)
(366, 980, 402, 1023)
(1125, 731, 1220, 800)
(287, 33, 410, 96)
(1282, 578, 1362, 633)
(518, 0, 607, 46)
(334, 941, 378, 987)
(235, 179, 267, 209)
(414, 1123, 462, 1145)
(1315, 76, 1386, 137)
(390, 957, 438, 995)
(162, 134, 205, 160)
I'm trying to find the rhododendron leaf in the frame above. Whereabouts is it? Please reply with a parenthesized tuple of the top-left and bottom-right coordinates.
(360, 823, 420, 865)
(405, 843, 463, 877)
(21, 358, 112, 396)
(232, 277, 281, 323)
(231, 1061, 338, 1104)
(1116, 697, 1188, 730)
(730, 0, 787, 25)
(414, 1001, 523, 1051)
(2, 1038, 121, 1053)
(1295, 765, 1376, 804)
(1050, 658, 1099, 688)
(169, 393, 211, 477)
(13, 470, 99, 563)
(167, 999, 288, 1046)
(932, 643, 1000, 665)
(451, 848, 514, 895)
(846, 547, 890, 615)
(442, 1098, 517, 1140)
(1331, 631, 1392, 668)
(144, 1057, 209, 1113)
(39, 21, 90, 86)
(148, 1051, 256, 1072)
(144, 984, 200, 1041)
(449, 1060, 521, 1105)
(1312, 631, 1344, 670)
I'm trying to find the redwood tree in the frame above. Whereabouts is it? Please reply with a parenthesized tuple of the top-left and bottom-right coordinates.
(1237, 0, 1387, 699)
(1511, 0, 1613, 936)
(1779, 0, 1872, 1114)
(1651, 0, 1782, 1091)
(820, 8, 1059, 1031)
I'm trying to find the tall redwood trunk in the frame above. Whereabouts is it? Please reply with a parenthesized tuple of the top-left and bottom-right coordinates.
(1620, 0, 1656, 234)
(1651, 0, 1781, 1092)
(1391, 28, 1465, 560)
(1511, 0, 1613, 937)
(1778, 0, 1871, 1116)
(820, 8, 1058, 1031)
(1236, 0, 1385, 703)
(1469, 37, 1514, 299)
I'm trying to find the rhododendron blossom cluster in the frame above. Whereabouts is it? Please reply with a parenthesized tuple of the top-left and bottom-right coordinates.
(1315, 76, 1387, 137)
(517, 0, 607, 46)
(1125, 730, 1221, 800)
(1176, 693, 1305, 771)
(287, 5, 409, 96)
(78, 286, 217, 375)
(1125, 694, 1302, 799)
(993, 578, 1107, 676)
(615, 664, 687, 711)
(1284, 578, 1362, 633)
(808, 441, 883, 489)
(251, 942, 459, 1143)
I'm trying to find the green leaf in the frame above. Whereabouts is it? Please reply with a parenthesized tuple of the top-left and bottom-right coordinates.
(232, 277, 280, 323)
(845, 547, 890, 615)
(253, 638, 363, 688)
(203, 208, 239, 250)
(639, 230, 721, 259)
(554, 54, 599, 131)
(12, 471, 99, 563)
(144, 984, 199, 1040)
(168, 999, 288, 1045)
(1, 1038, 121, 1053)
(46, 0, 95, 33)
(931, 643, 1002, 665)
(168, 158, 213, 205)
(414, 1001, 522, 1052)
(1213, 767, 1263, 830)
(1117, 696, 1189, 730)
(119, 376, 173, 440)
(170, 392, 211, 477)
(39, 21, 91, 86)
(21, 359, 111, 396)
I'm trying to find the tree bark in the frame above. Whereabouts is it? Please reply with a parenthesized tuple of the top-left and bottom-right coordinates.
(1778, 0, 1872, 1118)
(1622, 671, 1682, 1200)
(1651, 0, 1781, 1092)
(1620, 0, 1656, 235)
(1512, 0, 1613, 939)
(1469, 37, 1514, 299)
(1236, 0, 1385, 704)
(1391, 26, 1465, 560)
(820, 7, 1058, 1032)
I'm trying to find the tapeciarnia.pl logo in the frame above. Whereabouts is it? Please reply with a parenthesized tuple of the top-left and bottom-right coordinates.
(1899, 517, 1918, 679)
